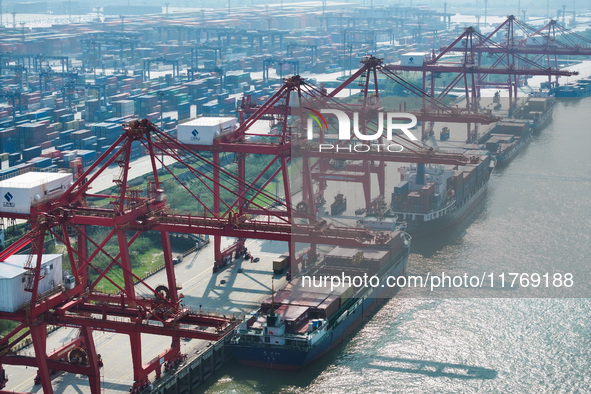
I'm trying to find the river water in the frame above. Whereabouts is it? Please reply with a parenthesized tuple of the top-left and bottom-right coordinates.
(202, 97, 591, 392)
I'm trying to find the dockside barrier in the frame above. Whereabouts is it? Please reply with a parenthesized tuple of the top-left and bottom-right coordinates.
(150, 334, 233, 394)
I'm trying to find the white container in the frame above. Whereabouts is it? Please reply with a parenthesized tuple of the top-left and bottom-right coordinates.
(361, 218, 397, 231)
(400, 52, 428, 67)
(177, 117, 238, 146)
(0, 172, 73, 214)
(0, 254, 63, 312)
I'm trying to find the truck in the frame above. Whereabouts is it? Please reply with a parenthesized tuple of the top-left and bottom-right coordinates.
(273, 255, 289, 275)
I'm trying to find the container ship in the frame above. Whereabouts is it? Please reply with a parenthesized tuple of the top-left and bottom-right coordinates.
(229, 231, 411, 370)
(483, 120, 532, 165)
(516, 97, 554, 133)
(479, 97, 553, 164)
(390, 153, 494, 235)
(551, 78, 591, 97)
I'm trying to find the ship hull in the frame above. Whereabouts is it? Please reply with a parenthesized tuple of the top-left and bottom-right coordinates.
(553, 89, 591, 98)
(495, 132, 532, 165)
(403, 180, 489, 236)
(230, 252, 409, 370)
(530, 105, 554, 134)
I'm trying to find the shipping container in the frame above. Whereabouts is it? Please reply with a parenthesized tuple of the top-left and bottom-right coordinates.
(29, 157, 52, 168)
(58, 114, 75, 123)
(8, 152, 21, 166)
(400, 52, 429, 67)
(56, 143, 74, 151)
(22, 146, 42, 161)
(394, 180, 409, 195)
(273, 255, 290, 274)
(177, 117, 238, 145)
(0, 172, 73, 214)
(419, 183, 435, 197)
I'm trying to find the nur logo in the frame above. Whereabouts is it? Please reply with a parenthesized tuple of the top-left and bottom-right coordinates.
(304, 108, 418, 142)
(303, 107, 328, 133)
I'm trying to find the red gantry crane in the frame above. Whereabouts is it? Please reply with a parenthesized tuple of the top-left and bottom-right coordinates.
(0, 52, 518, 393)
(0, 111, 396, 393)
(385, 23, 578, 141)
(286, 55, 499, 218)
(479, 16, 591, 88)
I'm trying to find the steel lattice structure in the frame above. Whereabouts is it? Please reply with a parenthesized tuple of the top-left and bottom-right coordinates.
(0, 101, 397, 392)
(0, 45, 560, 392)
(385, 19, 580, 141)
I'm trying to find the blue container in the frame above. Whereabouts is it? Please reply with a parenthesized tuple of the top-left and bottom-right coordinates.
(78, 150, 96, 162)
(103, 135, 118, 145)
(29, 110, 49, 120)
(57, 143, 74, 151)
(81, 136, 98, 147)
(394, 181, 410, 195)
(0, 167, 18, 176)
(216, 92, 230, 105)
(177, 102, 191, 111)
(59, 130, 72, 141)
(2, 140, 17, 154)
(32, 157, 52, 168)
(106, 124, 122, 136)
(59, 114, 75, 123)
(22, 146, 42, 161)
(14, 114, 28, 123)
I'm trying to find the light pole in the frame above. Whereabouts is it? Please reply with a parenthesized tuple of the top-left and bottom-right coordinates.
(157, 91, 165, 129)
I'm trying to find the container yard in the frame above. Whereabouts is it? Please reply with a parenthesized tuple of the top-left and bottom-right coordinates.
(0, 1, 590, 393)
